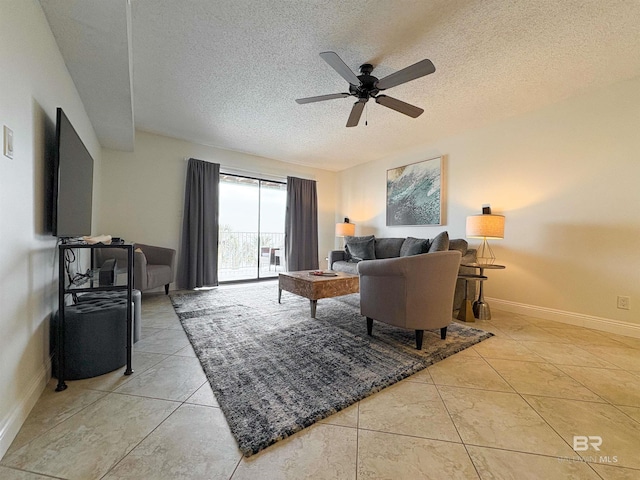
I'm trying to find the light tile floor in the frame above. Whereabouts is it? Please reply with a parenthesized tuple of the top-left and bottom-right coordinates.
(2, 291, 640, 479)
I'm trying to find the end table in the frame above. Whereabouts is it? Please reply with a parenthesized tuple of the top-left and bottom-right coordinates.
(457, 273, 488, 322)
(461, 263, 505, 320)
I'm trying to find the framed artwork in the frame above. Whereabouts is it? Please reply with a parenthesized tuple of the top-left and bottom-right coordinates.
(386, 156, 442, 226)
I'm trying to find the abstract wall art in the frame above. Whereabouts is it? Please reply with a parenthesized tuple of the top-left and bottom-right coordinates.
(386, 156, 442, 226)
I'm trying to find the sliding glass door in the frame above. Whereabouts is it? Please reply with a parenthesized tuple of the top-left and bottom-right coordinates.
(218, 174, 286, 282)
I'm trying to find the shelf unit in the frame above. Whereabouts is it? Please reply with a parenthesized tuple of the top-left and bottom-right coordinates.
(56, 242, 134, 391)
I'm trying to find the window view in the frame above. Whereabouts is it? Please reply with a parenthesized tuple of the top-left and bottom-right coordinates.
(218, 174, 286, 281)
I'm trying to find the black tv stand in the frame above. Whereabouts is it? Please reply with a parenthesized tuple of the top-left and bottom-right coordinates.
(56, 242, 135, 391)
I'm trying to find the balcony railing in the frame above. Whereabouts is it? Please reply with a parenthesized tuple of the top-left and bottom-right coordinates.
(218, 231, 285, 281)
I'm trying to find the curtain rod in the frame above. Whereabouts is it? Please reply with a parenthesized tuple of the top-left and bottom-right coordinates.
(183, 157, 312, 183)
(220, 167, 288, 183)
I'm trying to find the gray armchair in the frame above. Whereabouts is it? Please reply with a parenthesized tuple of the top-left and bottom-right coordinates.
(96, 243, 176, 294)
(358, 250, 462, 349)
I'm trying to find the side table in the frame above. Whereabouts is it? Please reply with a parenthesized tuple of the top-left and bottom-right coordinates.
(56, 242, 135, 391)
(457, 274, 488, 322)
(461, 263, 505, 320)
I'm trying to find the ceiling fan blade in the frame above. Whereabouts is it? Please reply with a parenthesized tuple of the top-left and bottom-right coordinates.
(375, 95, 424, 118)
(376, 59, 435, 90)
(320, 51, 361, 86)
(295, 93, 350, 104)
(346, 100, 366, 127)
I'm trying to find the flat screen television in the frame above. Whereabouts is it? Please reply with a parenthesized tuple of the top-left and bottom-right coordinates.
(51, 107, 94, 238)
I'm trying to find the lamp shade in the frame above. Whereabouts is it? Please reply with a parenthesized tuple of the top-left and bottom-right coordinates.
(466, 214, 505, 239)
(335, 222, 355, 237)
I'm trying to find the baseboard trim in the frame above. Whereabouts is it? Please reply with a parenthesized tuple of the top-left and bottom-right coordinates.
(0, 359, 50, 459)
(486, 297, 640, 339)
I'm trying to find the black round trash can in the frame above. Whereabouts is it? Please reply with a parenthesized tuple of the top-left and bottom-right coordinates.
(52, 298, 127, 380)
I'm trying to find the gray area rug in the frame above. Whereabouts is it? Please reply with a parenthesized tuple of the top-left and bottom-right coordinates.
(170, 283, 493, 456)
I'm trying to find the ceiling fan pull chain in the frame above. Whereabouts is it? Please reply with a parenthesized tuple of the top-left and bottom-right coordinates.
(365, 102, 368, 126)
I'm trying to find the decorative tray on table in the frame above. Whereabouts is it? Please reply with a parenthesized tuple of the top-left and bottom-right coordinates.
(308, 271, 338, 277)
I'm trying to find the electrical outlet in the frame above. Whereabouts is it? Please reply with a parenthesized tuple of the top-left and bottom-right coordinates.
(617, 296, 630, 310)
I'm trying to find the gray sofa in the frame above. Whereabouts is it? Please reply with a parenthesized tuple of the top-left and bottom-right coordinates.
(328, 232, 476, 311)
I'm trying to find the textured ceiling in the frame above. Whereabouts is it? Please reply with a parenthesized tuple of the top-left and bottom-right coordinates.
(43, 0, 640, 171)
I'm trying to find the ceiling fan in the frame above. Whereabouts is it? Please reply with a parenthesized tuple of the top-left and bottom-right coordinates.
(295, 51, 435, 127)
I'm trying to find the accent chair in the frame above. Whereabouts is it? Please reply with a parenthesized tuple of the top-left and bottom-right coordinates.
(358, 250, 462, 349)
(96, 243, 176, 294)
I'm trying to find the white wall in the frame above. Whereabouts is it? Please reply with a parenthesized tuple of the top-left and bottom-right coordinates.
(338, 76, 640, 332)
(0, 1, 102, 458)
(99, 131, 338, 280)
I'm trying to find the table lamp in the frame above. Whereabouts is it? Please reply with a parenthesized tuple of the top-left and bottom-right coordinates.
(335, 217, 355, 238)
(466, 213, 505, 264)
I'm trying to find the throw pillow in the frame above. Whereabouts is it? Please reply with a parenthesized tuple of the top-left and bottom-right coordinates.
(374, 238, 405, 258)
(448, 239, 468, 256)
(428, 231, 450, 252)
(400, 237, 429, 257)
(344, 235, 374, 261)
(346, 237, 376, 262)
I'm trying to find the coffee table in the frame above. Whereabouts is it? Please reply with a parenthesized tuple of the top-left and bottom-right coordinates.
(278, 271, 360, 318)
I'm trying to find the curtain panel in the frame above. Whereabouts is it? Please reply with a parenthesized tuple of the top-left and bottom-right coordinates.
(178, 158, 220, 289)
(285, 176, 319, 271)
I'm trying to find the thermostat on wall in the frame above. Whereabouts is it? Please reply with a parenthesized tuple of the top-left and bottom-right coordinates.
(3, 125, 13, 159)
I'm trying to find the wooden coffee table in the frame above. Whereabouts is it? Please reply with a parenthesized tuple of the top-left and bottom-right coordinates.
(278, 271, 359, 318)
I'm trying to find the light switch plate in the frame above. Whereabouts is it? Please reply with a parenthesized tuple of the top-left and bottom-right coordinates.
(3, 125, 13, 159)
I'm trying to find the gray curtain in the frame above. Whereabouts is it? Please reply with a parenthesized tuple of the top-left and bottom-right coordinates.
(285, 176, 319, 271)
(178, 158, 220, 289)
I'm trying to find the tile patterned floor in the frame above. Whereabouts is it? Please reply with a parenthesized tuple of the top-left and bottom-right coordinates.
(2, 291, 640, 479)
